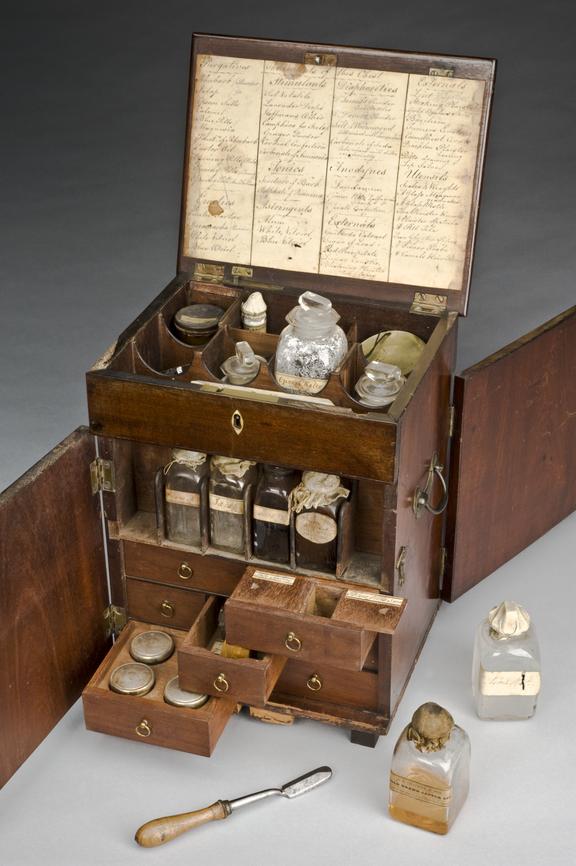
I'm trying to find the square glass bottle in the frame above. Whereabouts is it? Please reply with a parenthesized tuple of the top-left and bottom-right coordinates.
(389, 703, 470, 835)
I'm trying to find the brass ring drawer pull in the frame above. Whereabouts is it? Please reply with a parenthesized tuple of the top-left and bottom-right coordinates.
(160, 600, 175, 618)
(214, 673, 230, 693)
(136, 719, 152, 738)
(178, 561, 193, 580)
(285, 632, 302, 653)
(413, 452, 449, 518)
(307, 674, 322, 692)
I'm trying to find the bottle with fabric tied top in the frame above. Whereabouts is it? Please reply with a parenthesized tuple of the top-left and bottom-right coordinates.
(290, 472, 349, 573)
(253, 465, 299, 565)
(275, 292, 347, 395)
(162, 449, 209, 546)
(389, 702, 470, 835)
(209, 456, 258, 555)
(472, 600, 541, 720)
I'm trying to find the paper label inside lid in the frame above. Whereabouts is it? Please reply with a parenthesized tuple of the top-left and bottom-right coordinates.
(183, 55, 485, 292)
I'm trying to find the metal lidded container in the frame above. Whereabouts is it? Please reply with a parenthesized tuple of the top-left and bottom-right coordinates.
(109, 662, 155, 696)
(164, 676, 209, 708)
(130, 630, 175, 664)
(173, 303, 224, 346)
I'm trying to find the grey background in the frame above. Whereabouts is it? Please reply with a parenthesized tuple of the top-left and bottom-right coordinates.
(1, 2, 575, 864)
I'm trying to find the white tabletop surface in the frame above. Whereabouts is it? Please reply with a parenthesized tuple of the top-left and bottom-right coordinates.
(1, 509, 574, 866)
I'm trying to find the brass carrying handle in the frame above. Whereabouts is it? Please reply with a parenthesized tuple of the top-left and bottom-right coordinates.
(178, 562, 193, 580)
(135, 719, 152, 738)
(284, 632, 302, 653)
(213, 673, 230, 693)
(306, 674, 322, 692)
(412, 452, 448, 518)
(135, 800, 231, 847)
(160, 600, 175, 618)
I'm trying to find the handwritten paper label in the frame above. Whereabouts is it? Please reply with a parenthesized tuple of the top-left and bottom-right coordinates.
(183, 55, 486, 293)
(209, 494, 244, 515)
(480, 669, 541, 697)
(254, 505, 291, 526)
(275, 371, 328, 394)
(390, 772, 452, 807)
(346, 589, 404, 606)
(295, 513, 338, 544)
(165, 489, 201, 507)
(252, 570, 295, 585)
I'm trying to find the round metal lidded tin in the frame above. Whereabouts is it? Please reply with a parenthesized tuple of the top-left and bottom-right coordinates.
(163, 676, 209, 709)
(109, 662, 155, 696)
(129, 631, 175, 665)
(173, 303, 224, 346)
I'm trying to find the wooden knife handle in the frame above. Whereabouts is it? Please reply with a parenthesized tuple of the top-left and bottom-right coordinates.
(135, 799, 231, 847)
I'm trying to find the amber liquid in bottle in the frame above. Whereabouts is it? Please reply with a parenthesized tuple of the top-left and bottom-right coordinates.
(164, 451, 209, 547)
(294, 500, 341, 572)
(253, 465, 298, 564)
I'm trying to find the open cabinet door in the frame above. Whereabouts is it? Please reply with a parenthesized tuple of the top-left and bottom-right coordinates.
(444, 306, 576, 602)
(0, 428, 110, 788)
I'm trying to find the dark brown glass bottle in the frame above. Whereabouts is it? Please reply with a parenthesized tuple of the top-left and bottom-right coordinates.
(293, 472, 349, 573)
(253, 465, 299, 564)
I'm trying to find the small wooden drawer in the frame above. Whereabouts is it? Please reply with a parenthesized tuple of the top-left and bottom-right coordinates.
(82, 621, 235, 756)
(125, 577, 207, 629)
(178, 596, 286, 705)
(271, 659, 379, 710)
(224, 567, 406, 672)
(123, 541, 244, 595)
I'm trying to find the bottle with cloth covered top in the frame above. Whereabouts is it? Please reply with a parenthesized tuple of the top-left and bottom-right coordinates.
(209, 456, 258, 555)
(162, 449, 209, 546)
(290, 471, 349, 573)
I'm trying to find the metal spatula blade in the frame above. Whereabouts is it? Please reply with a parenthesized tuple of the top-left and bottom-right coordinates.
(281, 766, 333, 798)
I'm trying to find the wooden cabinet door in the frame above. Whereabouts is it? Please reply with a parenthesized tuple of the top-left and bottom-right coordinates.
(444, 306, 576, 601)
(0, 427, 110, 787)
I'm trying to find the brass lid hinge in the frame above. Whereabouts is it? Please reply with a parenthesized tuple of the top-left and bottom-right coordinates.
(410, 292, 448, 316)
(104, 604, 127, 639)
(193, 262, 225, 284)
(448, 404, 456, 438)
(90, 458, 116, 494)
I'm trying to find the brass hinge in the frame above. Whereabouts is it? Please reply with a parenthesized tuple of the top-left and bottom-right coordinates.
(193, 262, 225, 284)
(429, 66, 455, 77)
(448, 404, 456, 438)
(104, 604, 127, 639)
(410, 292, 448, 316)
(90, 458, 116, 494)
(395, 546, 408, 589)
(304, 52, 337, 66)
(439, 547, 448, 583)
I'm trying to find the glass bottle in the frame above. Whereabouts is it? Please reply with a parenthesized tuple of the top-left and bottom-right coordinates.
(208, 609, 250, 659)
(209, 456, 258, 555)
(275, 292, 347, 395)
(354, 361, 406, 408)
(253, 465, 299, 564)
(290, 472, 349, 573)
(472, 600, 541, 720)
(163, 449, 209, 546)
(389, 702, 470, 835)
(221, 341, 263, 385)
(241, 291, 267, 332)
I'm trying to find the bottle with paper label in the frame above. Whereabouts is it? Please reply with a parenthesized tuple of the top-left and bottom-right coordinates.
(253, 465, 299, 564)
(289, 471, 349, 573)
(209, 456, 258, 555)
(162, 449, 209, 546)
(389, 702, 470, 835)
(472, 600, 541, 720)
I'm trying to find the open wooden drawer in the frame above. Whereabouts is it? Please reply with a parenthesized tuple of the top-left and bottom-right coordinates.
(223, 567, 407, 672)
(82, 621, 235, 757)
(178, 596, 286, 704)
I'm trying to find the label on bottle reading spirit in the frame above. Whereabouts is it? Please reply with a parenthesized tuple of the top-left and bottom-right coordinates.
(209, 494, 244, 515)
(480, 668, 541, 696)
(253, 505, 290, 526)
(165, 489, 201, 507)
(390, 772, 452, 807)
(275, 372, 328, 395)
(295, 513, 338, 544)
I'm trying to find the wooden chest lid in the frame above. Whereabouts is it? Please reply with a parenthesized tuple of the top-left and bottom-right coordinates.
(178, 34, 496, 316)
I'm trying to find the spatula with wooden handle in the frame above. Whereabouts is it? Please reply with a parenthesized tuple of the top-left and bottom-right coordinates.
(135, 766, 332, 847)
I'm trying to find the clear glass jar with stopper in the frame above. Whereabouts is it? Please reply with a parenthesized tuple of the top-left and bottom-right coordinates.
(275, 291, 348, 394)
(354, 361, 406, 408)
(221, 341, 263, 386)
(472, 600, 541, 720)
(209, 456, 258, 555)
(162, 449, 209, 546)
(389, 702, 470, 835)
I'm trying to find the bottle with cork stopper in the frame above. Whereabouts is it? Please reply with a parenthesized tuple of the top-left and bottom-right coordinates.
(389, 702, 470, 834)
(472, 600, 541, 720)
